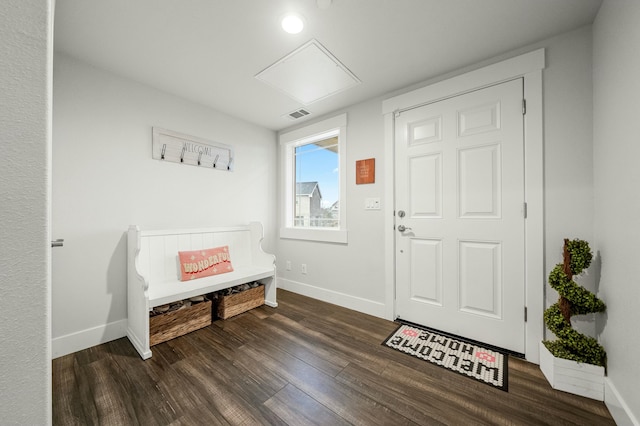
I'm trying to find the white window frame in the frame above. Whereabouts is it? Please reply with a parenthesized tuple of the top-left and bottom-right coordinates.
(279, 113, 347, 243)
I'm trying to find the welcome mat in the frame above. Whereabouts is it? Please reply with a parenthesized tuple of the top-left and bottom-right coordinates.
(383, 322, 508, 391)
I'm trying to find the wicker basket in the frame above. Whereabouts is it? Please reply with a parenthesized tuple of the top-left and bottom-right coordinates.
(149, 299, 211, 346)
(215, 284, 264, 319)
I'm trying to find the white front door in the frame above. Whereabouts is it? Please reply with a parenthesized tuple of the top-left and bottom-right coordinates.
(394, 78, 525, 353)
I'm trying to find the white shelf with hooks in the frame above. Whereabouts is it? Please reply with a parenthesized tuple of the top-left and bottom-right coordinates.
(152, 127, 234, 171)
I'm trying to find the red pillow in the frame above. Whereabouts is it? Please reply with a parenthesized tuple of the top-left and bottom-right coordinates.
(178, 246, 234, 281)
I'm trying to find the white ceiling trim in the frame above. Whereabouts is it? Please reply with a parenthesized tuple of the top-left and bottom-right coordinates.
(382, 49, 545, 114)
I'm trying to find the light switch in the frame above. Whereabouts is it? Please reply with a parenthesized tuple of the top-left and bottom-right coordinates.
(365, 197, 381, 210)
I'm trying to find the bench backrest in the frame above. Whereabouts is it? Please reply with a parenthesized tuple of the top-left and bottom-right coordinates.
(131, 223, 269, 284)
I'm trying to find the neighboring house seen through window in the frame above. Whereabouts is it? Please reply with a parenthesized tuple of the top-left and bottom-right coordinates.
(280, 114, 347, 243)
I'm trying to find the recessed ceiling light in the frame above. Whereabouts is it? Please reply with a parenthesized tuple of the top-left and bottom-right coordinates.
(281, 14, 304, 34)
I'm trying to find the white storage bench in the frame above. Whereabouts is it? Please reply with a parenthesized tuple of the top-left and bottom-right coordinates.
(127, 222, 276, 359)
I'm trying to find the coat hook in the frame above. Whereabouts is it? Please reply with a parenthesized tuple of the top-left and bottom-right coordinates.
(213, 154, 219, 168)
(197, 152, 203, 166)
(160, 144, 166, 160)
(180, 145, 186, 163)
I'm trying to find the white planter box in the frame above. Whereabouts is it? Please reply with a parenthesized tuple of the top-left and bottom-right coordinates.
(539, 341, 604, 401)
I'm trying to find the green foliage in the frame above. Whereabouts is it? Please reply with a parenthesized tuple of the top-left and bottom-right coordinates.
(543, 239, 607, 367)
(548, 264, 606, 315)
(543, 338, 606, 365)
(565, 239, 593, 274)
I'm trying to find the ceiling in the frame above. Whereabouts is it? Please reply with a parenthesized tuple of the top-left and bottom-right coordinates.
(54, 0, 602, 131)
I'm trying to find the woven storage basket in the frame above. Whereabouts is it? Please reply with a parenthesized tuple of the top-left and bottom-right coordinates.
(149, 299, 211, 346)
(216, 284, 264, 319)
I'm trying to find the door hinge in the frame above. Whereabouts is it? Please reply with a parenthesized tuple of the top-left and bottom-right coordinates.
(523, 202, 528, 219)
(522, 99, 527, 115)
(524, 306, 528, 322)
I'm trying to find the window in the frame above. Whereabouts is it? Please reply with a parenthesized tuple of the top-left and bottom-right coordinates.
(280, 114, 347, 243)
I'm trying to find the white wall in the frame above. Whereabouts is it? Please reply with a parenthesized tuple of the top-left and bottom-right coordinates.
(593, 1, 640, 423)
(277, 27, 596, 326)
(52, 53, 277, 357)
(277, 98, 387, 316)
(540, 27, 596, 338)
(0, 0, 52, 424)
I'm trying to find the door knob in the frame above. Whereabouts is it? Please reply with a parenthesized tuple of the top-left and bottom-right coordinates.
(51, 239, 64, 248)
(397, 225, 412, 232)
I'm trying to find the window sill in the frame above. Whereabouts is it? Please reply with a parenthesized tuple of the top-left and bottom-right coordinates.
(279, 227, 348, 244)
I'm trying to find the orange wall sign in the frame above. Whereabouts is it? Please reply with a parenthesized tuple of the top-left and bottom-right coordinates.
(356, 158, 375, 184)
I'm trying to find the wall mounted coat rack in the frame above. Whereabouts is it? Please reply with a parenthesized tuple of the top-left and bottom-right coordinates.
(152, 127, 234, 171)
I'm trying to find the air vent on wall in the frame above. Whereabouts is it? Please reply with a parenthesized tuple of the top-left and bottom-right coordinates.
(287, 108, 311, 120)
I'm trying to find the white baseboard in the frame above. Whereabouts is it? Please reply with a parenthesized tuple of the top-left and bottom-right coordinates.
(605, 378, 640, 426)
(278, 278, 387, 318)
(50, 280, 387, 359)
(52, 319, 127, 359)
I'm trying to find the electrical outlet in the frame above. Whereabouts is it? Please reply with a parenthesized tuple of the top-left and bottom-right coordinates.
(301, 263, 307, 274)
(286, 260, 292, 271)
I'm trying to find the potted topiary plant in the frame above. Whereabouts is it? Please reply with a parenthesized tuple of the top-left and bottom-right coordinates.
(539, 238, 606, 400)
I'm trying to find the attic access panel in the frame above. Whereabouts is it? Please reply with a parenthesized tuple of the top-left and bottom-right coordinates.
(255, 39, 361, 105)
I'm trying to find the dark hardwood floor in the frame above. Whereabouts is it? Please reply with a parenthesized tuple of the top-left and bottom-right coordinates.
(53, 289, 615, 425)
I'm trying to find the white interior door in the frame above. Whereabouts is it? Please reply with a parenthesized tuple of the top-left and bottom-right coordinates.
(394, 78, 525, 353)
